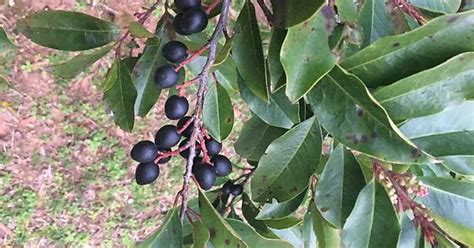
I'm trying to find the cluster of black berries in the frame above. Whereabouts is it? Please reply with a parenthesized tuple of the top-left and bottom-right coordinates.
(154, 0, 208, 89)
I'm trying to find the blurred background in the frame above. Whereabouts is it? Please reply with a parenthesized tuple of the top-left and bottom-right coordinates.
(0, 0, 254, 246)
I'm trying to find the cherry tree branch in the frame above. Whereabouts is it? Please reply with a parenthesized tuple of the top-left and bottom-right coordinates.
(256, 0, 274, 26)
(178, 0, 232, 221)
(393, 0, 427, 25)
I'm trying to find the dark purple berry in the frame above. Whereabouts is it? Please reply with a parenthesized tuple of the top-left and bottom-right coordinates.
(135, 162, 160, 185)
(155, 125, 181, 149)
(193, 163, 216, 190)
(222, 181, 233, 195)
(179, 139, 201, 158)
(157, 148, 172, 164)
(175, 0, 201, 11)
(130, 140, 158, 163)
(230, 184, 243, 196)
(205, 138, 222, 156)
(211, 155, 232, 177)
(162, 41, 188, 63)
(155, 64, 179, 89)
(165, 95, 189, 120)
(175, 8, 208, 35)
(177, 116, 194, 138)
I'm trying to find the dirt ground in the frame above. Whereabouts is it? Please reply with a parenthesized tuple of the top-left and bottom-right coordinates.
(0, 0, 246, 246)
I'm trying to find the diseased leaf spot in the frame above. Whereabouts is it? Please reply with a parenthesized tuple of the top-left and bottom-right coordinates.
(225, 117, 232, 124)
(320, 207, 329, 212)
(371, 131, 378, 139)
(411, 148, 421, 158)
(447, 16, 459, 24)
(392, 42, 400, 47)
(289, 186, 298, 193)
(225, 239, 231, 245)
(209, 228, 217, 238)
(356, 105, 364, 117)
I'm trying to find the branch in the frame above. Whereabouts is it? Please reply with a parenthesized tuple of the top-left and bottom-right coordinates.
(178, 0, 232, 221)
(256, 0, 274, 26)
(393, 0, 428, 25)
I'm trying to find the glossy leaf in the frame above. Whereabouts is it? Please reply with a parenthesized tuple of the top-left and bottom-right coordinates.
(315, 145, 366, 228)
(306, 65, 433, 164)
(270, 226, 304, 247)
(336, 0, 358, 23)
(251, 117, 322, 202)
(267, 28, 287, 91)
(400, 101, 474, 157)
(342, 180, 401, 248)
(256, 189, 307, 220)
(103, 60, 137, 131)
(0, 26, 15, 55)
(227, 219, 293, 248)
(238, 75, 299, 129)
(191, 222, 209, 248)
(234, 115, 287, 161)
(281, 5, 337, 102)
(302, 211, 317, 248)
(342, 11, 474, 87)
(418, 177, 474, 246)
(310, 202, 341, 248)
(187, 56, 238, 94)
(397, 214, 422, 248)
(411, 0, 462, 14)
(242, 193, 278, 238)
(198, 190, 247, 247)
(270, 0, 324, 28)
(232, 1, 268, 101)
(358, 0, 398, 48)
(138, 208, 182, 248)
(50, 45, 113, 79)
(203, 82, 234, 142)
(17, 10, 119, 51)
(129, 21, 154, 38)
(375, 52, 474, 120)
(213, 37, 232, 67)
(442, 156, 474, 175)
(265, 216, 302, 229)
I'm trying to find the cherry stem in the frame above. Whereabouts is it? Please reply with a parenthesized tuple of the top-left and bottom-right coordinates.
(256, 0, 274, 26)
(175, 44, 210, 72)
(393, 0, 427, 25)
(178, 77, 200, 96)
(205, 0, 222, 15)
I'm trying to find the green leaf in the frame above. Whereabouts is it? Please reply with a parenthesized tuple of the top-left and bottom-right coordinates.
(227, 219, 293, 248)
(265, 216, 302, 229)
(411, 0, 462, 14)
(242, 193, 278, 238)
(342, 11, 474, 87)
(270, 0, 324, 28)
(129, 21, 154, 38)
(213, 37, 233, 67)
(358, 0, 398, 48)
(267, 28, 287, 91)
(280, 6, 338, 102)
(400, 101, 474, 157)
(306, 65, 433, 164)
(0, 75, 10, 91)
(270, 226, 304, 247)
(251, 117, 322, 202)
(234, 115, 287, 162)
(17, 10, 119, 51)
(256, 189, 307, 220)
(138, 208, 182, 248)
(187, 56, 238, 94)
(418, 177, 474, 246)
(198, 190, 247, 247)
(462, 1, 474, 11)
(310, 202, 341, 248)
(374, 52, 474, 121)
(397, 214, 422, 248)
(232, 1, 268, 101)
(302, 211, 317, 248)
(315, 145, 366, 228)
(238, 74, 299, 129)
(442, 156, 474, 176)
(336, 0, 358, 23)
(0, 26, 15, 55)
(203, 82, 234, 142)
(342, 180, 401, 248)
(50, 45, 113, 79)
(191, 221, 209, 248)
(103, 59, 137, 131)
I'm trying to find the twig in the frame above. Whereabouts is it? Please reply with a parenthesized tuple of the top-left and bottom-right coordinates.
(256, 0, 274, 26)
(178, 0, 232, 221)
(393, 0, 427, 25)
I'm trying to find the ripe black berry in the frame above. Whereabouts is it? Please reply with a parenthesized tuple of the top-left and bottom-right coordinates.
(177, 116, 194, 138)
(135, 162, 160, 185)
(193, 163, 216, 190)
(157, 148, 172, 164)
(230, 184, 243, 196)
(179, 139, 201, 158)
(175, 8, 208, 35)
(222, 181, 233, 195)
(162, 41, 188, 63)
(130, 140, 158, 163)
(211, 155, 232, 177)
(155, 64, 179, 89)
(192, 156, 202, 174)
(175, 0, 201, 11)
(165, 95, 189, 120)
(155, 125, 181, 149)
(205, 138, 222, 156)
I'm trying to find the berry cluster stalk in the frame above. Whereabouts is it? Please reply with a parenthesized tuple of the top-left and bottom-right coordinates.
(392, 0, 427, 24)
(178, 0, 231, 221)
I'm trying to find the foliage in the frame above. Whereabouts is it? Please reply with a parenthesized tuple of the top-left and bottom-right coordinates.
(7, 0, 474, 247)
